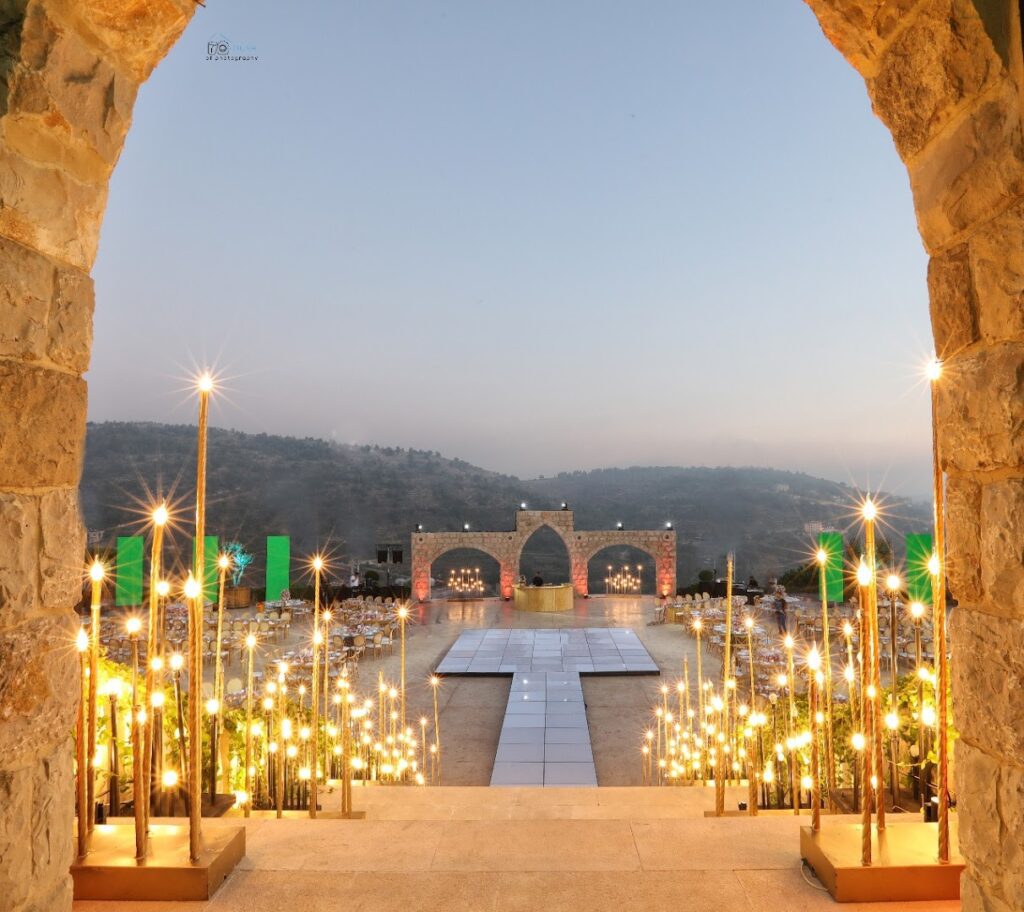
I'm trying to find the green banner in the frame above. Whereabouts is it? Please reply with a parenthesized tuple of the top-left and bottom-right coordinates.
(266, 536, 290, 601)
(905, 533, 934, 603)
(816, 531, 844, 602)
(192, 535, 219, 602)
(115, 536, 144, 607)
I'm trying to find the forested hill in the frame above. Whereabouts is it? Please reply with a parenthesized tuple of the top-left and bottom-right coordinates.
(81, 422, 931, 583)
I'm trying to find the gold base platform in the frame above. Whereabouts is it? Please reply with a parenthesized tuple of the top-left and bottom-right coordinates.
(800, 821, 963, 902)
(71, 824, 245, 901)
(513, 584, 573, 612)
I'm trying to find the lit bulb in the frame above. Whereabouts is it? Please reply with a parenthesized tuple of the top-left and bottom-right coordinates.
(151, 691, 165, 709)
(783, 635, 794, 650)
(910, 602, 925, 620)
(925, 358, 942, 382)
(197, 372, 214, 393)
(816, 548, 827, 566)
(125, 617, 142, 636)
(851, 732, 866, 751)
(152, 504, 169, 527)
(156, 580, 170, 598)
(312, 556, 324, 572)
(856, 561, 871, 588)
(246, 634, 257, 649)
(205, 698, 219, 715)
(162, 770, 178, 788)
(886, 574, 900, 591)
(807, 647, 821, 671)
(170, 653, 184, 672)
(89, 560, 105, 583)
(885, 712, 899, 730)
(928, 553, 941, 576)
(862, 498, 877, 522)
(75, 627, 89, 652)
(183, 574, 201, 600)
(801, 775, 813, 790)
(218, 554, 231, 570)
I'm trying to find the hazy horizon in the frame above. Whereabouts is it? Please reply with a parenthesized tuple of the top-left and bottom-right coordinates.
(88, 1, 935, 501)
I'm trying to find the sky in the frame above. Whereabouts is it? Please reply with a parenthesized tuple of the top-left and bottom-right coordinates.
(89, 0, 935, 499)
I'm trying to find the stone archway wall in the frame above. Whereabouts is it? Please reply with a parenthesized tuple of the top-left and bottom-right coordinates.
(410, 510, 676, 600)
(0, 2, 1022, 910)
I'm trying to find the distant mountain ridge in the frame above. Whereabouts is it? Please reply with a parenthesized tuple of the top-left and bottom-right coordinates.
(81, 422, 931, 584)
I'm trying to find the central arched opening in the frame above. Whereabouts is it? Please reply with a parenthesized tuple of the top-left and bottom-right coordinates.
(518, 526, 571, 585)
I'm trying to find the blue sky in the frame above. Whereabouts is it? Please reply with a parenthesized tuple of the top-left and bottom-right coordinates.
(89, 1, 935, 498)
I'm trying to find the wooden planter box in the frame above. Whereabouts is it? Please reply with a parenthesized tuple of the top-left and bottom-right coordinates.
(225, 586, 252, 609)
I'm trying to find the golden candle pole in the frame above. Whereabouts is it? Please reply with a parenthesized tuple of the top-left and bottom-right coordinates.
(276, 664, 287, 818)
(815, 548, 837, 811)
(126, 616, 146, 860)
(808, 646, 822, 832)
(926, 358, 950, 864)
(378, 672, 385, 736)
(244, 633, 256, 818)
(87, 558, 105, 832)
(885, 572, 902, 810)
(309, 555, 323, 818)
(430, 675, 442, 784)
(420, 717, 428, 777)
(342, 682, 352, 813)
(856, 560, 874, 864)
(723, 553, 734, 743)
(188, 371, 212, 861)
(142, 504, 167, 836)
(213, 553, 231, 794)
(713, 693, 725, 814)
(863, 500, 886, 833)
(76, 627, 90, 858)
(693, 616, 704, 777)
(183, 573, 203, 860)
(398, 605, 409, 735)
(784, 634, 798, 815)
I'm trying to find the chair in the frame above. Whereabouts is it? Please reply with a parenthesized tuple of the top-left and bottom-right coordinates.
(351, 634, 366, 662)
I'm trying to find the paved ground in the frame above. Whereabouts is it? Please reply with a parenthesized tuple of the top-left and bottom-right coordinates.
(73, 789, 961, 912)
(322, 595, 720, 786)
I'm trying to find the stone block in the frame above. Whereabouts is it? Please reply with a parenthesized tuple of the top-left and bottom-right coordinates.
(39, 488, 85, 611)
(804, 0, 921, 76)
(0, 146, 108, 269)
(909, 82, 1024, 252)
(0, 362, 86, 488)
(927, 245, 979, 358)
(968, 198, 1024, 344)
(978, 478, 1024, 611)
(47, 264, 93, 373)
(950, 608, 1024, 758)
(938, 342, 1024, 473)
(0, 492, 41, 619)
(0, 612, 78, 770)
(945, 473, 981, 603)
(870, 0, 1000, 159)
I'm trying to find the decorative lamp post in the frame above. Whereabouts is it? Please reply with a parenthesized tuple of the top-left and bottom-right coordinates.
(309, 556, 323, 818)
(87, 558, 105, 832)
(183, 573, 203, 861)
(430, 675, 442, 784)
(807, 646, 822, 832)
(76, 627, 89, 858)
(143, 503, 168, 832)
(815, 547, 837, 810)
(926, 357, 950, 864)
(784, 634, 798, 814)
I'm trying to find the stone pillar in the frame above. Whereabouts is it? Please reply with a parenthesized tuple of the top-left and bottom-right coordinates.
(570, 549, 589, 597)
(804, 3, 1024, 908)
(0, 4, 193, 911)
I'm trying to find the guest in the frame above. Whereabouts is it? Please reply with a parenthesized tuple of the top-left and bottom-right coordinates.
(531, 572, 544, 587)
(774, 590, 788, 634)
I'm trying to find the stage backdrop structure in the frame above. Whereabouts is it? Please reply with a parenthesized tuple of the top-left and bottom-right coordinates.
(411, 509, 676, 601)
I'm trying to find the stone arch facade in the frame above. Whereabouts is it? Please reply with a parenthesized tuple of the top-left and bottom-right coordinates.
(0, 3, 1023, 910)
(411, 510, 677, 600)
(578, 537, 675, 597)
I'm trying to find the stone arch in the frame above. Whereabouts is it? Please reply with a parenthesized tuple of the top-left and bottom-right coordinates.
(0, 4, 1022, 910)
(515, 522, 574, 584)
(429, 545, 505, 596)
(584, 543, 659, 595)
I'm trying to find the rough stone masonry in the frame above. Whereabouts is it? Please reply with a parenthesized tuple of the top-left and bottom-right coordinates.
(1, 2, 1023, 910)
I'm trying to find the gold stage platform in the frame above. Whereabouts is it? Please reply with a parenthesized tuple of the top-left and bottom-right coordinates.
(800, 820, 963, 902)
(514, 584, 574, 612)
(71, 823, 245, 901)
